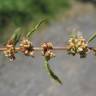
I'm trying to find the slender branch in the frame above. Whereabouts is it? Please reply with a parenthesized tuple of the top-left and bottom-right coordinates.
(0, 46, 95, 52)
(53, 47, 68, 50)
(0, 47, 68, 51)
(0, 48, 7, 51)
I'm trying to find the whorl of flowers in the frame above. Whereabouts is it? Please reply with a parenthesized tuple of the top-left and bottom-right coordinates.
(67, 33, 88, 58)
(3, 40, 16, 61)
(41, 42, 55, 61)
(20, 38, 34, 57)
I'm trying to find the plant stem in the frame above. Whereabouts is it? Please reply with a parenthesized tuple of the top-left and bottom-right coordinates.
(0, 46, 95, 52)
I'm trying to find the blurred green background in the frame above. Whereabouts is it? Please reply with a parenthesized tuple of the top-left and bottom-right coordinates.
(0, 0, 95, 43)
(0, 0, 70, 43)
(0, 0, 70, 27)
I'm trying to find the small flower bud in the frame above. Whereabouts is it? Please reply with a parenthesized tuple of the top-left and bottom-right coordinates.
(77, 47, 83, 52)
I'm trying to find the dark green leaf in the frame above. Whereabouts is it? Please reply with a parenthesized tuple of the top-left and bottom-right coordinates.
(44, 59, 63, 85)
(10, 28, 22, 45)
(88, 32, 96, 43)
(26, 19, 47, 38)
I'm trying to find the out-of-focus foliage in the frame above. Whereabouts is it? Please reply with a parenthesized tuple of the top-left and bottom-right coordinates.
(77, 0, 96, 4)
(0, 0, 70, 27)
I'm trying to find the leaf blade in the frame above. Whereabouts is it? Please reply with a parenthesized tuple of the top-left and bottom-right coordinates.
(88, 32, 96, 43)
(10, 28, 22, 45)
(26, 19, 47, 38)
(44, 59, 63, 85)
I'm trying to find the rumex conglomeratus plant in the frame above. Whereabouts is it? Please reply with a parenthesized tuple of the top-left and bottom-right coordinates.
(1, 19, 96, 85)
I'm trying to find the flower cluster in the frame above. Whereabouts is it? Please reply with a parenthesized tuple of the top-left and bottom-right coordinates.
(20, 38, 34, 57)
(41, 42, 55, 61)
(3, 41, 16, 61)
(67, 35, 88, 58)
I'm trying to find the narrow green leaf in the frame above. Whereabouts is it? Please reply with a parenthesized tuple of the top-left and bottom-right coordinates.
(26, 19, 47, 38)
(69, 31, 76, 38)
(88, 32, 96, 43)
(10, 28, 22, 45)
(44, 59, 63, 85)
